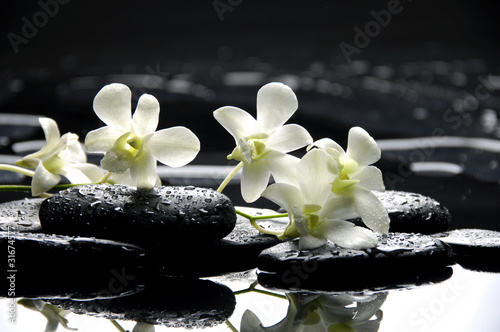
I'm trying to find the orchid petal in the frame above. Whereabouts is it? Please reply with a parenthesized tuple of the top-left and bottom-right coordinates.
(93, 83, 132, 130)
(68, 163, 104, 183)
(351, 166, 385, 192)
(265, 151, 300, 187)
(146, 127, 200, 167)
(85, 126, 124, 152)
(213, 106, 258, 141)
(298, 149, 335, 206)
(346, 127, 381, 167)
(241, 161, 271, 203)
(256, 82, 298, 132)
(351, 186, 390, 234)
(240, 310, 265, 332)
(132, 94, 160, 136)
(39, 117, 61, 149)
(320, 196, 358, 221)
(316, 219, 379, 249)
(262, 182, 304, 212)
(311, 138, 345, 156)
(266, 124, 313, 153)
(32, 163, 60, 196)
(130, 150, 157, 188)
(58, 166, 94, 184)
(299, 234, 327, 250)
(60, 133, 87, 163)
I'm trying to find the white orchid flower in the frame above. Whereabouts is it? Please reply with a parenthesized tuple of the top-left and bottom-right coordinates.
(16, 117, 103, 196)
(85, 83, 200, 188)
(262, 149, 378, 250)
(311, 127, 390, 234)
(214, 82, 312, 202)
(241, 292, 386, 332)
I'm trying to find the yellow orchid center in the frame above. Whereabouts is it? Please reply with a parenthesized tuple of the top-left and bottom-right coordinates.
(331, 156, 360, 193)
(101, 132, 144, 173)
(227, 133, 269, 164)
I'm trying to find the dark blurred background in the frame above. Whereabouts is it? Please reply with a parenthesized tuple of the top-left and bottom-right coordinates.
(1, 1, 500, 229)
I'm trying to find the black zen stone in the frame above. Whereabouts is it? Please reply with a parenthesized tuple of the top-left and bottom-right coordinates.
(47, 277, 236, 328)
(150, 207, 286, 277)
(258, 233, 454, 292)
(349, 191, 452, 234)
(0, 198, 44, 233)
(39, 184, 236, 245)
(0, 231, 145, 299)
(433, 228, 500, 273)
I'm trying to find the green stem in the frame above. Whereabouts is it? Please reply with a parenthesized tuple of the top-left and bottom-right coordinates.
(235, 209, 285, 236)
(234, 281, 287, 300)
(217, 161, 244, 193)
(225, 320, 238, 332)
(0, 183, 85, 193)
(98, 171, 113, 184)
(0, 164, 35, 177)
(110, 320, 127, 332)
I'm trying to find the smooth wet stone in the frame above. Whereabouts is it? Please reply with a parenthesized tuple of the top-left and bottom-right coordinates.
(0, 198, 44, 233)
(433, 229, 500, 272)
(39, 184, 236, 245)
(257, 233, 454, 292)
(149, 207, 286, 277)
(47, 277, 236, 328)
(0, 231, 145, 299)
(350, 190, 452, 234)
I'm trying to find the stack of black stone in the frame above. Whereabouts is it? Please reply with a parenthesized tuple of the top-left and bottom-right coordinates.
(2, 183, 498, 327)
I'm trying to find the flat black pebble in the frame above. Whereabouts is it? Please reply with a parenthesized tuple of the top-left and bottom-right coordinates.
(349, 190, 452, 234)
(150, 207, 286, 277)
(433, 228, 500, 272)
(258, 233, 454, 292)
(0, 198, 44, 233)
(0, 231, 145, 299)
(47, 276, 236, 328)
(39, 184, 236, 245)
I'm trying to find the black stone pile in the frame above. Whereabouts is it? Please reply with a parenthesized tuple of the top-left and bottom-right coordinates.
(3, 183, 493, 326)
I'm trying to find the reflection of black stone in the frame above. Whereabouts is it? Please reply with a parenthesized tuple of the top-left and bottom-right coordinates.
(350, 191, 452, 234)
(0, 232, 145, 299)
(433, 229, 500, 273)
(39, 184, 236, 245)
(258, 233, 454, 292)
(0, 198, 44, 233)
(47, 276, 236, 328)
(149, 213, 284, 277)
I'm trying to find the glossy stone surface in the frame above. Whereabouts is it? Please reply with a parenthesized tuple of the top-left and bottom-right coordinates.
(350, 190, 452, 234)
(149, 207, 286, 277)
(0, 231, 145, 299)
(39, 184, 236, 245)
(0, 198, 44, 233)
(433, 228, 500, 272)
(258, 233, 454, 292)
(47, 277, 236, 328)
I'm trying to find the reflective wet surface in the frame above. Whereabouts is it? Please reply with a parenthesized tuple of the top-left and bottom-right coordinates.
(2, 1, 500, 331)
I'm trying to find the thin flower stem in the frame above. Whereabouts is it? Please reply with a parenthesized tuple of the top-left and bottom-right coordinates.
(217, 161, 243, 193)
(225, 320, 238, 332)
(234, 281, 287, 300)
(235, 209, 284, 236)
(0, 183, 85, 193)
(109, 320, 127, 332)
(98, 171, 113, 184)
(0, 164, 35, 177)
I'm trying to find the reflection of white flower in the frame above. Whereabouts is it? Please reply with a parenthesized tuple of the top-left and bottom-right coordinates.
(214, 82, 312, 202)
(85, 83, 200, 188)
(16, 117, 102, 196)
(262, 149, 378, 250)
(312, 127, 389, 234)
(241, 292, 386, 332)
